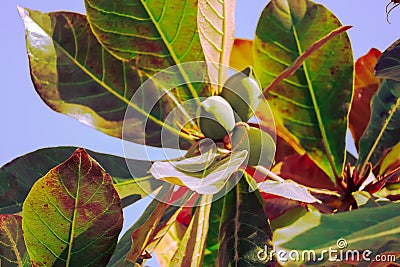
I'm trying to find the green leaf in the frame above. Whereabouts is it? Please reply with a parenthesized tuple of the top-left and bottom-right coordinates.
(253, 0, 353, 180)
(218, 172, 274, 266)
(18, 8, 196, 148)
(356, 79, 400, 173)
(170, 194, 212, 267)
(274, 203, 400, 266)
(84, 0, 207, 102)
(380, 142, 400, 175)
(356, 39, 400, 174)
(198, 0, 235, 92)
(0, 147, 161, 214)
(375, 38, 400, 81)
(22, 149, 123, 266)
(203, 196, 224, 267)
(150, 150, 248, 194)
(0, 214, 30, 267)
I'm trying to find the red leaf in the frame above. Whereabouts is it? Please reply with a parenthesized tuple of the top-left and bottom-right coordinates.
(278, 154, 336, 190)
(349, 48, 382, 150)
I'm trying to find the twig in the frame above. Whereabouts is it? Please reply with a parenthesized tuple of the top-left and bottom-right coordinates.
(262, 25, 352, 96)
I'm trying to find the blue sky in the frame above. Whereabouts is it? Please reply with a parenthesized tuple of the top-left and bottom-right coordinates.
(2, 0, 400, 166)
(2, 1, 400, 266)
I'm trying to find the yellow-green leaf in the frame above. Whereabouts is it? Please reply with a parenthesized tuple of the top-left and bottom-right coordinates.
(85, 0, 207, 102)
(274, 203, 400, 266)
(253, 0, 353, 180)
(0, 147, 161, 214)
(170, 194, 212, 267)
(22, 149, 123, 266)
(229, 38, 253, 71)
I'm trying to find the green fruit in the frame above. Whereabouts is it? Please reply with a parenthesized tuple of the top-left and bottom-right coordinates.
(231, 125, 275, 166)
(198, 96, 235, 141)
(221, 67, 262, 122)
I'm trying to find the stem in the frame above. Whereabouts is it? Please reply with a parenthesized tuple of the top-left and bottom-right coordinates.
(262, 25, 352, 96)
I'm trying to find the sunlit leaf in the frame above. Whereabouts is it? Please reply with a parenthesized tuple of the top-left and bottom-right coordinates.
(142, 191, 196, 259)
(108, 189, 169, 266)
(351, 191, 391, 209)
(124, 186, 173, 264)
(257, 180, 320, 203)
(218, 172, 274, 266)
(350, 48, 381, 150)
(85, 0, 207, 105)
(0, 214, 30, 266)
(274, 203, 400, 266)
(229, 38, 253, 71)
(109, 186, 193, 266)
(22, 149, 123, 266)
(170, 194, 212, 267)
(253, 0, 353, 180)
(150, 150, 248, 194)
(18, 8, 196, 149)
(0, 147, 160, 214)
(380, 142, 400, 176)
(153, 221, 187, 267)
(198, 0, 235, 92)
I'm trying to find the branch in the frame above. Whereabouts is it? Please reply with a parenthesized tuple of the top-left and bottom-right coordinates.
(262, 25, 352, 96)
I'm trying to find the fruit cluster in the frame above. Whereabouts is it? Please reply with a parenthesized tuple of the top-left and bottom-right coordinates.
(197, 67, 275, 167)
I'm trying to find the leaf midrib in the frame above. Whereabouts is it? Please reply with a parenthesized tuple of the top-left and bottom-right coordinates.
(2, 218, 23, 267)
(139, 0, 202, 105)
(299, 215, 400, 255)
(56, 41, 192, 141)
(290, 14, 339, 179)
(219, 1, 228, 89)
(360, 96, 400, 174)
(66, 155, 82, 266)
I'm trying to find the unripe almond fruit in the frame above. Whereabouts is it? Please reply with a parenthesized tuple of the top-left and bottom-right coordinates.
(220, 67, 262, 122)
(198, 96, 235, 141)
(231, 125, 275, 167)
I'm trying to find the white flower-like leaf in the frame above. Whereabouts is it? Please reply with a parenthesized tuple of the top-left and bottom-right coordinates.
(150, 150, 248, 194)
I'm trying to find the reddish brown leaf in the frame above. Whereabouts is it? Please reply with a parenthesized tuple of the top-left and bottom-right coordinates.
(22, 149, 123, 267)
(126, 187, 173, 263)
(274, 135, 299, 163)
(278, 154, 336, 191)
(350, 48, 382, 150)
(260, 193, 304, 221)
